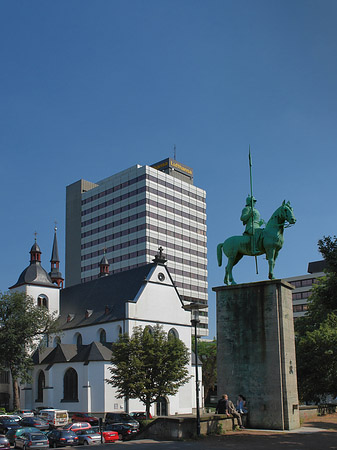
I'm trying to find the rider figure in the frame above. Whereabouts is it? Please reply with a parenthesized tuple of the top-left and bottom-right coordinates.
(240, 195, 265, 253)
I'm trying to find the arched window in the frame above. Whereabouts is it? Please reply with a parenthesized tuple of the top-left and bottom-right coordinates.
(73, 333, 82, 348)
(144, 325, 154, 336)
(37, 295, 48, 308)
(63, 368, 78, 402)
(54, 336, 61, 347)
(117, 325, 122, 336)
(37, 370, 45, 403)
(168, 328, 179, 339)
(99, 329, 106, 344)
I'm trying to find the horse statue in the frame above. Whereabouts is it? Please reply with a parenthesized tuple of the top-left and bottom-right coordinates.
(217, 201, 296, 285)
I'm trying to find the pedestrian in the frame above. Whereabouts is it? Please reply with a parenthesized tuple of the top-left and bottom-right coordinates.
(216, 393, 244, 429)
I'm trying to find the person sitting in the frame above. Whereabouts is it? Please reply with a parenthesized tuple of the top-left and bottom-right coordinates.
(236, 394, 248, 414)
(216, 393, 244, 429)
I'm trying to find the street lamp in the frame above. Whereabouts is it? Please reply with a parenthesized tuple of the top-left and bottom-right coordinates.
(183, 302, 207, 436)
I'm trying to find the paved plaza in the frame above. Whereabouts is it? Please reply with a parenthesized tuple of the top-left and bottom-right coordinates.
(95, 413, 337, 449)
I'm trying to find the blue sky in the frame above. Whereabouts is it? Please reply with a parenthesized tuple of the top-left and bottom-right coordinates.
(1, 0, 337, 338)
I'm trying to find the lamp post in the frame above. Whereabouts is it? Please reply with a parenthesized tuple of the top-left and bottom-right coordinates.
(183, 302, 207, 437)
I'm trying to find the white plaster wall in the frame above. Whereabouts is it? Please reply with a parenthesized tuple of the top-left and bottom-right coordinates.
(12, 284, 60, 316)
(55, 321, 124, 346)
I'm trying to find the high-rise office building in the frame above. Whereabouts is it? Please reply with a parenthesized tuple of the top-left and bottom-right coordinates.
(66, 158, 208, 335)
(285, 260, 326, 319)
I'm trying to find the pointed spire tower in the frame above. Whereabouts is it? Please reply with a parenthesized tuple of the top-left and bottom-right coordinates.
(49, 225, 64, 288)
(99, 249, 109, 277)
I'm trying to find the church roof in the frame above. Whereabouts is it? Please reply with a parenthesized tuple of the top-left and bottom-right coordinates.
(33, 342, 112, 365)
(58, 263, 155, 329)
(10, 261, 56, 289)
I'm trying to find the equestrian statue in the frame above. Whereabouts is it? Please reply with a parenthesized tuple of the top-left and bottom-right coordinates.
(217, 150, 296, 285)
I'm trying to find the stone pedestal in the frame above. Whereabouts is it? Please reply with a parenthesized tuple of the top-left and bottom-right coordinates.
(213, 280, 300, 430)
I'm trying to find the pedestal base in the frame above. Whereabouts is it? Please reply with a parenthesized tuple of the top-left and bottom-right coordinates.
(213, 279, 300, 430)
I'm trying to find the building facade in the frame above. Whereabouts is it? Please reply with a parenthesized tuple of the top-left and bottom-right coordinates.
(66, 158, 208, 335)
(10, 239, 202, 416)
(285, 260, 326, 319)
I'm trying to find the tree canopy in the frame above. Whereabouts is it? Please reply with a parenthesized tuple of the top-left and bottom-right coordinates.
(0, 290, 59, 410)
(106, 325, 190, 417)
(194, 338, 217, 403)
(295, 236, 337, 403)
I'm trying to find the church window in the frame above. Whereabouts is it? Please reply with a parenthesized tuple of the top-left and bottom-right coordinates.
(37, 295, 48, 308)
(168, 328, 179, 339)
(37, 370, 45, 403)
(63, 368, 78, 402)
(73, 333, 82, 348)
(99, 329, 106, 344)
(144, 325, 154, 335)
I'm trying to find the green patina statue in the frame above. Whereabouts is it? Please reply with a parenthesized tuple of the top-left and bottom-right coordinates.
(217, 200, 296, 285)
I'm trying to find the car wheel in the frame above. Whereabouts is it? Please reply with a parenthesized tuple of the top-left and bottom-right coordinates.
(84, 440, 89, 445)
(118, 434, 122, 441)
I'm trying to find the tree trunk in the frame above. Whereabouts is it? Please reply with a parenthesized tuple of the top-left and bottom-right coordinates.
(12, 377, 20, 411)
(146, 401, 151, 419)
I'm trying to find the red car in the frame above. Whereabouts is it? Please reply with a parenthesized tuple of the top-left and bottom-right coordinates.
(71, 413, 99, 426)
(91, 426, 119, 443)
(63, 422, 91, 433)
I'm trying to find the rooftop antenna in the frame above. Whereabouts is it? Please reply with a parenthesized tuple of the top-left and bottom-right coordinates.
(174, 144, 176, 160)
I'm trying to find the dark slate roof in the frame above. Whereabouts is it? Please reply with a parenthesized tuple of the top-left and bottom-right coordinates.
(308, 260, 326, 274)
(59, 263, 155, 329)
(10, 261, 57, 289)
(33, 342, 112, 365)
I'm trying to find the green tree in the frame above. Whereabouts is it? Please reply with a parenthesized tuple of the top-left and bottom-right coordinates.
(0, 291, 59, 410)
(106, 325, 190, 417)
(194, 339, 217, 403)
(295, 236, 337, 402)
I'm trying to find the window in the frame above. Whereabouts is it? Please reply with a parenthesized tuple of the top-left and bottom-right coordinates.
(63, 368, 78, 402)
(144, 326, 154, 335)
(37, 371, 45, 402)
(99, 329, 106, 344)
(37, 295, 48, 308)
(74, 333, 82, 348)
(168, 328, 179, 339)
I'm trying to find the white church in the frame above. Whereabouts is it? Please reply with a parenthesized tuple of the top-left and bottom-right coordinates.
(8, 229, 202, 416)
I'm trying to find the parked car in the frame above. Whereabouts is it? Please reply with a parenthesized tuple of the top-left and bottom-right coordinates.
(38, 411, 68, 429)
(47, 429, 79, 447)
(0, 418, 20, 434)
(104, 413, 139, 430)
(130, 412, 152, 420)
(0, 435, 10, 450)
(16, 411, 34, 419)
(62, 423, 91, 433)
(6, 416, 22, 423)
(104, 423, 138, 441)
(75, 429, 101, 446)
(19, 418, 49, 431)
(90, 427, 118, 444)
(5, 427, 41, 445)
(14, 432, 49, 450)
(71, 415, 98, 426)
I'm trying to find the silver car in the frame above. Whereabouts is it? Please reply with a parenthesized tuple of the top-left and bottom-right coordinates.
(76, 429, 101, 445)
(14, 432, 49, 450)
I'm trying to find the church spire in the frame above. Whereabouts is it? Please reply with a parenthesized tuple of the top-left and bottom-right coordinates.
(99, 249, 109, 277)
(49, 225, 64, 288)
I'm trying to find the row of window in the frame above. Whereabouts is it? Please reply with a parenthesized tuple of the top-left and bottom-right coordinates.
(290, 278, 316, 288)
(81, 226, 147, 250)
(82, 199, 147, 227)
(146, 198, 205, 225)
(81, 173, 205, 206)
(81, 249, 147, 272)
(147, 236, 207, 259)
(293, 304, 309, 312)
(81, 224, 207, 255)
(292, 291, 310, 300)
(82, 209, 206, 239)
(0, 370, 9, 384)
(81, 210, 146, 238)
(81, 184, 206, 219)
